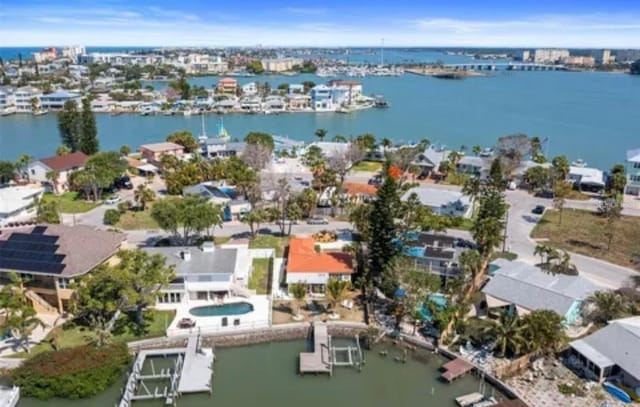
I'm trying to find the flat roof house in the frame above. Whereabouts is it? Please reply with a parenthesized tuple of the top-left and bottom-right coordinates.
(286, 237, 354, 295)
(139, 142, 184, 166)
(0, 224, 125, 313)
(145, 242, 251, 305)
(0, 185, 45, 226)
(569, 316, 640, 387)
(482, 259, 602, 325)
(402, 186, 472, 218)
(27, 151, 89, 192)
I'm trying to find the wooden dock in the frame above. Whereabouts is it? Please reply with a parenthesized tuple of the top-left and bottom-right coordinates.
(441, 357, 474, 382)
(299, 322, 332, 375)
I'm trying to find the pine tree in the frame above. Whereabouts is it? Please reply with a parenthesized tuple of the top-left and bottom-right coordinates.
(368, 164, 401, 292)
(78, 98, 99, 155)
(57, 100, 81, 151)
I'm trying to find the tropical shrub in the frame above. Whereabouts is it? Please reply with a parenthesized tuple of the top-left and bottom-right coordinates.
(103, 208, 121, 225)
(11, 343, 131, 399)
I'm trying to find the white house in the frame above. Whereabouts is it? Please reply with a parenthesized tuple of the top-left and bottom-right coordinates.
(0, 186, 45, 226)
(26, 152, 89, 192)
(402, 186, 472, 218)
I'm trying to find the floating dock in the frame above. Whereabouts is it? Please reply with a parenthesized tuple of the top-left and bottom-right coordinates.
(299, 322, 332, 375)
(441, 357, 474, 382)
(118, 332, 213, 407)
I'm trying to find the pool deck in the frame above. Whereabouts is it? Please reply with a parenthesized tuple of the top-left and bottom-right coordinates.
(299, 322, 332, 375)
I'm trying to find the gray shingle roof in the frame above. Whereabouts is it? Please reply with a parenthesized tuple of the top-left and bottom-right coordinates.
(482, 261, 602, 316)
(570, 317, 640, 380)
(144, 246, 237, 277)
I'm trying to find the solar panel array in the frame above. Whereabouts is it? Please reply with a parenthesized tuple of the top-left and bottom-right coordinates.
(0, 228, 66, 274)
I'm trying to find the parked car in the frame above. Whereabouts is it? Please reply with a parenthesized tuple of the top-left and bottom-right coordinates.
(532, 205, 545, 215)
(307, 217, 329, 225)
(105, 195, 122, 205)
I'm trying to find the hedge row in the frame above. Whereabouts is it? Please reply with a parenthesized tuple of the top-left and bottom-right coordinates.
(11, 343, 131, 400)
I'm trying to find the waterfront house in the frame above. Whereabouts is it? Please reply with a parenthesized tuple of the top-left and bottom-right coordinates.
(217, 77, 238, 94)
(568, 165, 605, 193)
(145, 242, 252, 304)
(139, 142, 185, 166)
(402, 233, 461, 278)
(0, 185, 45, 226)
(27, 151, 89, 192)
(412, 146, 449, 178)
(285, 237, 354, 295)
(569, 316, 640, 386)
(39, 90, 82, 110)
(481, 259, 601, 325)
(625, 148, 640, 195)
(0, 224, 125, 313)
(402, 186, 472, 218)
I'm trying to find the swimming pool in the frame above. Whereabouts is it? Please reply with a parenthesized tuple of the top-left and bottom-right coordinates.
(189, 302, 254, 317)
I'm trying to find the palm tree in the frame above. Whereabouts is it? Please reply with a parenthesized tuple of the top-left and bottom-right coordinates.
(45, 170, 60, 194)
(134, 184, 155, 211)
(289, 283, 307, 319)
(586, 291, 628, 324)
(484, 311, 527, 357)
(314, 128, 328, 142)
(16, 154, 33, 182)
(325, 278, 351, 317)
(472, 145, 482, 156)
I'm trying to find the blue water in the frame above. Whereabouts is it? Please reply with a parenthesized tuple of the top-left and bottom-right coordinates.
(189, 302, 254, 317)
(1, 69, 639, 169)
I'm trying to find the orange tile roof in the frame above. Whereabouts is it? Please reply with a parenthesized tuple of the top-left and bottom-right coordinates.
(342, 182, 377, 196)
(287, 237, 354, 274)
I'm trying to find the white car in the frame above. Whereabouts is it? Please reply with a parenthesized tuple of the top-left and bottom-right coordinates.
(105, 196, 121, 205)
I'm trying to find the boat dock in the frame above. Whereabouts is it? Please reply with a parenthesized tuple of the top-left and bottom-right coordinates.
(455, 392, 484, 406)
(441, 357, 475, 382)
(118, 332, 213, 407)
(299, 322, 332, 375)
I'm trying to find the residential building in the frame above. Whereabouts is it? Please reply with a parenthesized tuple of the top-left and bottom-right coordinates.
(13, 86, 42, 113)
(217, 77, 238, 94)
(310, 84, 333, 111)
(33, 47, 58, 63)
(61, 46, 86, 63)
(482, 259, 602, 325)
(261, 58, 303, 72)
(594, 49, 614, 65)
(0, 225, 126, 313)
(402, 186, 472, 218)
(569, 316, 640, 386)
(0, 186, 45, 226)
(568, 166, 605, 193)
(39, 90, 82, 110)
(242, 82, 258, 96)
(403, 233, 461, 277)
(625, 148, 640, 195)
(145, 242, 252, 304)
(139, 142, 185, 166)
(412, 146, 449, 177)
(533, 49, 570, 64)
(27, 151, 89, 191)
(285, 237, 354, 294)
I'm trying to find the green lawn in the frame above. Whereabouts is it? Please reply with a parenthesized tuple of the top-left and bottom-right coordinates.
(352, 161, 383, 172)
(43, 192, 98, 214)
(116, 208, 160, 230)
(531, 208, 640, 270)
(249, 258, 272, 295)
(249, 235, 289, 257)
(12, 310, 175, 358)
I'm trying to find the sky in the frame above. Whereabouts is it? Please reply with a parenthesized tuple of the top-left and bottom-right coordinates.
(2, 0, 640, 47)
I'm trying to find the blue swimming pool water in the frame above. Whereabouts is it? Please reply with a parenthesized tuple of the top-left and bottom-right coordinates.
(189, 302, 254, 317)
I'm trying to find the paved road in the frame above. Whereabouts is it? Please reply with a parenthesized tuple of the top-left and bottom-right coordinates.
(505, 189, 637, 289)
